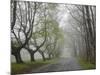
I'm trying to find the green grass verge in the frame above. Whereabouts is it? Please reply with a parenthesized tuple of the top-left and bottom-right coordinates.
(11, 59, 58, 74)
(78, 59, 96, 70)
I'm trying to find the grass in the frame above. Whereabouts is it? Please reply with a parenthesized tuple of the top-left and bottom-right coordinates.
(11, 59, 58, 74)
(78, 58, 96, 70)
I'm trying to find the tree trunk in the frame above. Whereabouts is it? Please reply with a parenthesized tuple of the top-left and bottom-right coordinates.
(48, 54, 52, 60)
(41, 52, 46, 61)
(25, 48, 36, 62)
(14, 51, 23, 63)
(30, 53, 35, 62)
(38, 50, 46, 61)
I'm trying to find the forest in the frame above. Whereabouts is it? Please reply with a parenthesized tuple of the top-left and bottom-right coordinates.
(11, 0, 96, 74)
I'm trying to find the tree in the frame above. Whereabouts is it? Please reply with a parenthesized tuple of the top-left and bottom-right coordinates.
(65, 5, 96, 64)
(24, 3, 64, 61)
(11, 1, 37, 63)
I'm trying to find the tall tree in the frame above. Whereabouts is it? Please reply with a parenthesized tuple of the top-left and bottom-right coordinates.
(11, 1, 37, 63)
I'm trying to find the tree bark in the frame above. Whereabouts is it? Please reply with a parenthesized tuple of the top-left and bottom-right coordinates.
(14, 51, 23, 63)
(30, 53, 35, 62)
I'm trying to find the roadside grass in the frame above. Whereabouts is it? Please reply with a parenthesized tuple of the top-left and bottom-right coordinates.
(11, 58, 58, 74)
(78, 58, 96, 70)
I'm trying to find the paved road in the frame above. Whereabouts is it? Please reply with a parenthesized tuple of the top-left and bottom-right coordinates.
(32, 57, 82, 73)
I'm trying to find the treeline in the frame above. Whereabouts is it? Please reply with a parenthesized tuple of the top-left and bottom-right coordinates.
(65, 5, 96, 64)
(11, 1, 96, 64)
(11, 1, 64, 63)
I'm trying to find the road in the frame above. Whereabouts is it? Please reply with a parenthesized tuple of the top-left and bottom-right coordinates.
(31, 57, 82, 73)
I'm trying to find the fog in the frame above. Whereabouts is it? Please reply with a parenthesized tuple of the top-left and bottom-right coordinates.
(11, 2, 96, 64)
(12, 4, 73, 63)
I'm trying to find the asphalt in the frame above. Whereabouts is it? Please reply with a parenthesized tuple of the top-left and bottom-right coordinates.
(32, 57, 82, 73)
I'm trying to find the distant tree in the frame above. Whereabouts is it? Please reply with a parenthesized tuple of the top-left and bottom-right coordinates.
(65, 5, 96, 64)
